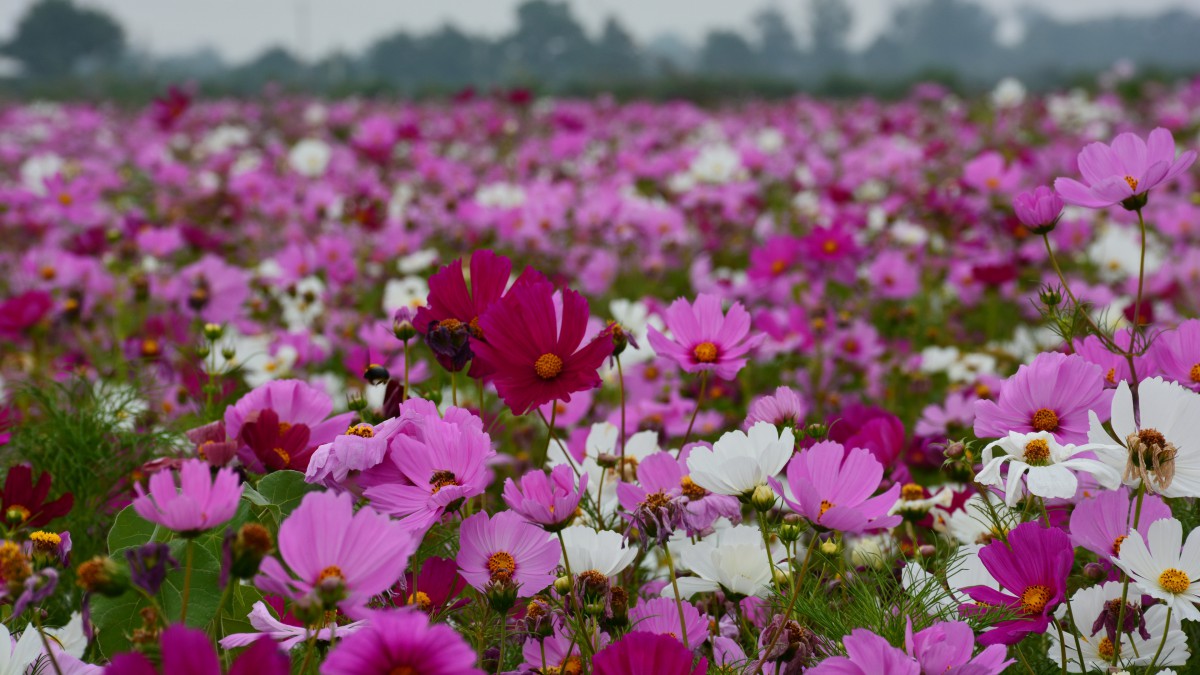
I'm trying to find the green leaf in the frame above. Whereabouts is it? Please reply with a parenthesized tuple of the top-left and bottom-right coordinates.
(91, 539, 224, 657)
(106, 505, 164, 552)
(255, 470, 320, 518)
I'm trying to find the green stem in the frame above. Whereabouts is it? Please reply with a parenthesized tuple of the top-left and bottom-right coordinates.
(1061, 591, 1087, 674)
(1112, 481, 1146, 660)
(180, 539, 195, 624)
(757, 534, 819, 674)
(299, 628, 318, 674)
(452, 371, 458, 407)
(402, 341, 410, 403)
(1147, 606, 1174, 671)
(1054, 620, 1068, 675)
(32, 613, 63, 675)
(537, 404, 557, 469)
(616, 354, 627, 465)
(496, 609, 507, 674)
(662, 547, 689, 649)
(680, 371, 709, 451)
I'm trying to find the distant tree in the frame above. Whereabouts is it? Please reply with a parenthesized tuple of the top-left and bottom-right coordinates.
(865, 0, 1000, 80)
(698, 30, 760, 78)
(365, 32, 419, 86)
(807, 0, 852, 74)
(502, 0, 594, 84)
(754, 7, 800, 79)
(422, 26, 493, 88)
(589, 17, 643, 80)
(3, 0, 125, 77)
(234, 46, 304, 86)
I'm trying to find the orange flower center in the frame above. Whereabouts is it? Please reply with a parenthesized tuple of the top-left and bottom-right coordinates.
(272, 448, 291, 466)
(436, 318, 463, 330)
(819, 500, 834, 518)
(1023, 439, 1050, 466)
(900, 483, 924, 501)
(345, 424, 375, 438)
(429, 470, 458, 493)
(1112, 535, 1127, 556)
(822, 240, 838, 254)
(1106, 368, 1117, 385)
(534, 353, 564, 379)
(487, 551, 516, 582)
(770, 259, 787, 275)
(680, 475, 708, 499)
(6, 505, 31, 523)
(407, 591, 431, 611)
(1190, 363, 1200, 383)
(642, 491, 671, 509)
(693, 341, 719, 363)
(317, 565, 345, 583)
(1020, 584, 1052, 614)
(1097, 637, 1117, 661)
(1159, 568, 1191, 594)
(1031, 408, 1058, 433)
(1124, 175, 1139, 192)
(39, 265, 56, 280)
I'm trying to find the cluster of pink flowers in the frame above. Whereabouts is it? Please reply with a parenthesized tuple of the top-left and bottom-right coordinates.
(1, 79, 1199, 672)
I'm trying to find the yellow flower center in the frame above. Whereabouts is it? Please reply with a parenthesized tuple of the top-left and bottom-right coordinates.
(487, 551, 516, 583)
(1023, 439, 1050, 466)
(317, 565, 345, 583)
(1097, 636, 1117, 661)
(1124, 175, 1139, 192)
(29, 531, 61, 553)
(534, 353, 564, 379)
(900, 483, 924, 501)
(1020, 584, 1052, 614)
(7, 505, 31, 523)
(985, 176, 1000, 189)
(39, 265, 56, 280)
(642, 492, 671, 510)
(407, 591, 431, 611)
(770, 259, 787, 275)
(345, 424, 375, 438)
(680, 475, 707, 499)
(1190, 363, 1200, 383)
(1031, 408, 1059, 433)
(1106, 368, 1117, 385)
(819, 500, 834, 518)
(272, 447, 291, 466)
(436, 318, 463, 331)
(693, 341, 719, 363)
(1112, 535, 1127, 556)
(822, 239, 838, 254)
(429, 470, 458, 494)
(1159, 568, 1191, 594)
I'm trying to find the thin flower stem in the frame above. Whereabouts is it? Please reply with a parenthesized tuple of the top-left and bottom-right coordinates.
(1147, 606, 1174, 671)
(1061, 590, 1087, 673)
(401, 341, 410, 403)
(496, 610, 507, 674)
(299, 628, 318, 674)
(180, 539, 195, 624)
(452, 371, 459, 407)
(757, 533, 819, 674)
(680, 370, 709, 451)
(32, 612, 63, 675)
(1041, 234, 1115, 351)
(1054, 620, 1068, 675)
(616, 354, 627, 465)
(557, 530, 574, 580)
(1112, 481, 1147, 660)
(537, 404, 558, 469)
(662, 546, 689, 649)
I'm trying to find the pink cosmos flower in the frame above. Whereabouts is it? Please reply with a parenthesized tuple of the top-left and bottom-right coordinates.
(647, 293, 764, 380)
(219, 600, 365, 650)
(628, 597, 709, 650)
(869, 251, 920, 300)
(904, 620, 1012, 674)
(502, 464, 588, 531)
(1152, 318, 1200, 391)
(1069, 486, 1172, 561)
(1054, 127, 1196, 209)
(616, 448, 741, 535)
(106, 624, 287, 675)
(1012, 186, 1063, 233)
(472, 279, 612, 415)
(255, 491, 416, 617)
(456, 510, 560, 595)
(322, 609, 483, 675)
(131, 459, 241, 536)
(963, 151, 1020, 194)
(304, 416, 406, 489)
(224, 380, 355, 473)
(973, 352, 1113, 444)
(592, 631, 707, 675)
(802, 628, 919, 675)
(960, 522, 1074, 646)
(361, 413, 495, 532)
(745, 386, 809, 429)
(770, 441, 901, 534)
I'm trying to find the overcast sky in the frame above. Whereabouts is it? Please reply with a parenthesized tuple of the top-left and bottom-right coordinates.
(1, 0, 1195, 63)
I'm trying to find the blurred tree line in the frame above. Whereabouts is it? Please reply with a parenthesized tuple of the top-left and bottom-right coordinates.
(3, 0, 1200, 99)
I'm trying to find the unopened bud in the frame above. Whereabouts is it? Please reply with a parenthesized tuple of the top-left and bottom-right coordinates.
(553, 575, 572, 595)
(220, 345, 236, 361)
(778, 514, 805, 543)
(393, 308, 417, 342)
(1083, 562, 1107, 583)
(76, 556, 129, 597)
(804, 423, 828, 440)
(203, 323, 224, 341)
(772, 567, 791, 587)
(750, 484, 776, 512)
(596, 453, 619, 469)
(228, 524, 273, 580)
(486, 582, 518, 614)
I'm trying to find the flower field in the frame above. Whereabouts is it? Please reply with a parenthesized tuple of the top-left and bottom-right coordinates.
(1, 80, 1200, 673)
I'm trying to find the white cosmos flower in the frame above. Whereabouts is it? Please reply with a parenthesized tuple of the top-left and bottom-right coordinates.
(1047, 581, 1189, 672)
(688, 145, 743, 184)
(665, 524, 779, 599)
(1113, 518, 1200, 622)
(560, 526, 637, 578)
(902, 543, 998, 614)
(0, 623, 42, 675)
(976, 431, 1122, 506)
(288, 138, 332, 177)
(1089, 377, 1200, 498)
(381, 276, 429, 316)
(932, 492, 1019, 546)
(686, 422, 794, 497)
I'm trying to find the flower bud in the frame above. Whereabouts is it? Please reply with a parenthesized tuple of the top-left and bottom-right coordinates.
(1037, 285, 1063, 308)
(553, 575, 573, 596)
(820, 539, 839, 555)
(75, 556, 129, 597)
(804, 423, 828, 440)
(196, 344, 211, 360)
(778, 514, 805, 543)
(220, 345, 236, 361)
(486, 581, 518, 614)
(203, 323, 224, 341)
(393, 308, 417, 342)
(596, 453, 619, 469)
(1083, 562, 1107, 583)
(751, 484, 777, 512)
(609, 323, 629, 357)
(772, 567, 791, 587)
(226, 524, 273, 581)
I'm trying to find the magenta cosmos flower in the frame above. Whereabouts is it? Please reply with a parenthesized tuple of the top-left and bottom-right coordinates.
(1012, 186, 1064, 234)
(745, 385, 808, 429)
(225, 380, 355, 473)
(322, 609, 483, 675)
(361, 413, 494, 533)
(1054, 127, 1196, 209)
(456, 510, 559, 595)
(502, 464, 588, 531)
(131, 459, 241, 536)
(472, 279, 612, 415)
(592, 631, 707, 675)
(803, 628, 919, 675)
(1069, 486, 1172, 561)
(770, 441, 901, 534)
(1153, 318, 1200, 391)
(106, 624, 287, 675)
(616, 449, 741, 535)
(904, 620, 1012, 674)
(415, 249, 542, 375)
(960, 522, 1074, 646)
(647, 293, 764, 380)
(973, 352, 1113, 444)
(255, 491, 416, 617)
(628, 597, 709, 650)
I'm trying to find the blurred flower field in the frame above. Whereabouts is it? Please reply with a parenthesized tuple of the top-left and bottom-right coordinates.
(1, 78, 1200, 673)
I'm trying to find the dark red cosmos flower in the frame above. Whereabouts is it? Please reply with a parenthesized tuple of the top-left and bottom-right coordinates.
(238, 409, 313, 472)
(472, 279, 612, 415)
(2, 464, 73, 528)
(415, 250, 543, 375)
(395, 556, 469, 615)
(151, 85, 192, 131)
(0, 291, 53, 342)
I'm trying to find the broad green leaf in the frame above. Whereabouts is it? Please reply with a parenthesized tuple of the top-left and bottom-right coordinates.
(255, 470, 320, 518)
